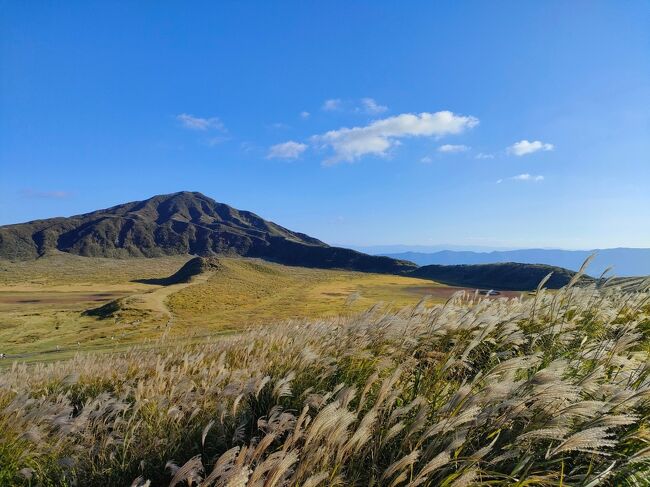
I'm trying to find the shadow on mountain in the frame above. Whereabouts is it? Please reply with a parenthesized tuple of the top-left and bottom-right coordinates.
(408, 262, 592, 291)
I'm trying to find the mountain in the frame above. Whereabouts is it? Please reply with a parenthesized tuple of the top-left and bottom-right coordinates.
(409, 262, 585, 291)
(0, 191, 416, 274)
(382, 248, 650, 277)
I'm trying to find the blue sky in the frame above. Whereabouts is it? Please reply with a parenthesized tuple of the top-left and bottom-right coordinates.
(1, 1, 649, 249)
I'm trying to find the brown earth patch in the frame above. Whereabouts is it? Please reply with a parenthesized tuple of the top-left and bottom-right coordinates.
(0, 292, 128, 306)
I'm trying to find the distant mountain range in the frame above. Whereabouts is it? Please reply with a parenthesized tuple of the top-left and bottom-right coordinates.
(0, 191, 415, 274)
(349, 244, 510, 254)
(381, 248, 650, 277)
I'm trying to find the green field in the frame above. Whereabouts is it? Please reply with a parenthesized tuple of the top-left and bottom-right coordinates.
(0, 253, 481, 360)
(166, 258, 464, 329)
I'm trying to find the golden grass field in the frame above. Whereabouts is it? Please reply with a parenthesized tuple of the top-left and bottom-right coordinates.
(1, 253, 648, 485)
(1, 279, 648, 485)
(166, 258, 460, 329)
(0, 253, 187, 359)
(0, 252, 492, 361)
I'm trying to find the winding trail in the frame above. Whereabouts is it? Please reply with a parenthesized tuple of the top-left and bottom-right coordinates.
(0, 272, 215, 364)
(127, 272, 213, 319)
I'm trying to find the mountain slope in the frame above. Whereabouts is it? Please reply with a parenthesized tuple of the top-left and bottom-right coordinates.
(382, 248, 650, 277)
(409, 262, 587, 291)
(0, 191, 415, 274)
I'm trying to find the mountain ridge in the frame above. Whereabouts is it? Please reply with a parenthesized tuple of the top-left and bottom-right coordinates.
(0, 191, 415, 274)
(382, 248, 650, 277)
(409, 262, 586, 291)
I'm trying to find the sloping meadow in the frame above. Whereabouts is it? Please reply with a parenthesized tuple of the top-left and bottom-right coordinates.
(1, 279, 649, 486)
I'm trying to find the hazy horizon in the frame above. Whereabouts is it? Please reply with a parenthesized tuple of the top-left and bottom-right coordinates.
(1, 189, 649, 251)
(2, 190, 648, 251)
(345, 244, 650, 253)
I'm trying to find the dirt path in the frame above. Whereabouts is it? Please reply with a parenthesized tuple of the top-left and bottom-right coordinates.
(126, 272, 212, 319)
(0, 273, 215, 364)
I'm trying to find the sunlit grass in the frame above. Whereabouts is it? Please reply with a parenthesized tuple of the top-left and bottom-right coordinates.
(1, 276, 648, 485)
(1, 256, 447, 358)
(167, 258, 447, 329)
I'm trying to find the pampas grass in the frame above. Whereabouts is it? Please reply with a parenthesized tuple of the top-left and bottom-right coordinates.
(1, 276, 649, 486)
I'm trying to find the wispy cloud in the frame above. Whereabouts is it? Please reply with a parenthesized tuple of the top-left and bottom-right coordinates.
(438, 144, 469, 153)
(21, 189, 72, 199)
(497, 173, 545, 183)
(300, 111, 310, 119)
(176, 113, 226, 131)
(240, 141, 256, 153)
(312, 111, 478, 164)
(507, 139, 554, 156)
(322, 99, 342, 111)
(269, 122, 290, 130)
(267, 141, 308, 160)
(322, 97, 389, 115)
(206, 135, 229, 146)
(513, 173, 544, 181)
(420, 156, 433, 163)
(475, 152, 495, 159)
(360, 97, 388, 114)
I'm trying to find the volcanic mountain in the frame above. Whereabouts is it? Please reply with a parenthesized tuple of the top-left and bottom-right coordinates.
(0, 191, 416, 273)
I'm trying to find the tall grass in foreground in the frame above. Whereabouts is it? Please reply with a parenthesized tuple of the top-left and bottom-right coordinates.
(1, 280, 649, 486)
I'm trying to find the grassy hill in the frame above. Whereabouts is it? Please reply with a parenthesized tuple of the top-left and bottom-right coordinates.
(409, 262, 587, 290)
(166, 257, 446, 329)
(383, 247, 650, 277)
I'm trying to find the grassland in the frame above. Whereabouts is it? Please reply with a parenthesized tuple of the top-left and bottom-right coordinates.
(0, 253, 475, 360)
(0, 253, 190, 359)
(0, 252, 192, 286)
(0, 278, 648, 485)
(166, 258, 471, 331)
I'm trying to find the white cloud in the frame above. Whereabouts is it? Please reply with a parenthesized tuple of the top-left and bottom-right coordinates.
(177, 113, 226, 131)
(312, 111, 479, 164)
(510, 173, 545, 182)
(438, 144, 469, 153)
(300, 111, 310, 119)
(360, 97, 388, 114)
(267, 141, 308, 160)
(497, 174, 544, 183)
(512, 173, 532, 181)
(475, 152, 495, 159)
(420, 156, 433, 163)
(322, 98, 342, 111)
(323, 97, 388, 114)
(507, 139, 554, 156)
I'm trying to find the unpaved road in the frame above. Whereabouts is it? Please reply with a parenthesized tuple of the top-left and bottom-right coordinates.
(123, 272, 212, 319)
(0, 273, 215, 364)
